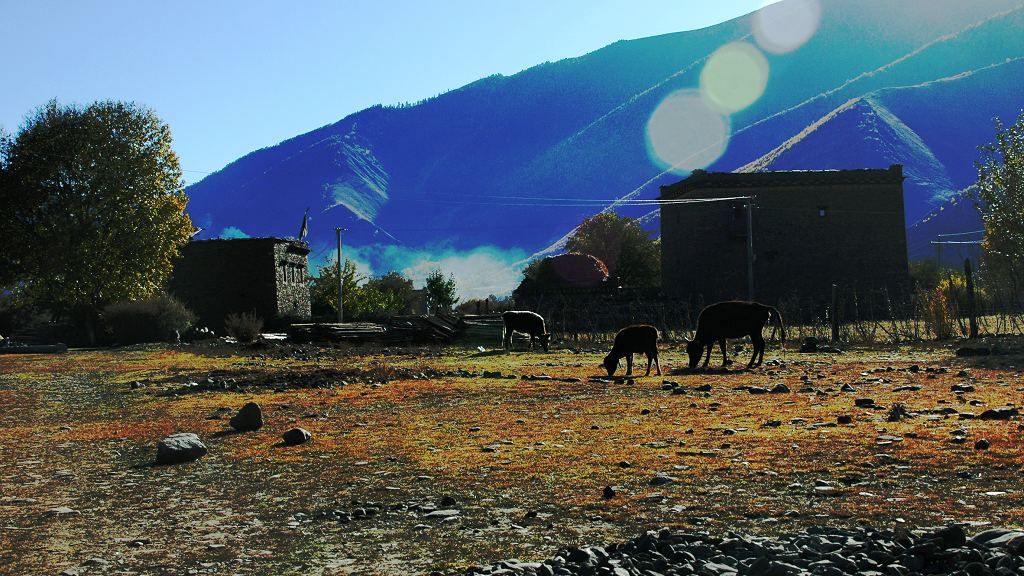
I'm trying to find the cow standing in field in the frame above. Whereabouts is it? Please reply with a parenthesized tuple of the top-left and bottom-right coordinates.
(602, 324, 661, 377)
(687, 301, 785, 370)
(501, 311, 551, 352)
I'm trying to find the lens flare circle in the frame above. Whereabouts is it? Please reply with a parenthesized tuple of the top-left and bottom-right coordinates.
(753, 0, 822, 54)
(699, 42, 769, 114)
(645, 90, 731, 174)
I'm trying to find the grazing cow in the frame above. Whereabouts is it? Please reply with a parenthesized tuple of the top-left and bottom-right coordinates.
(687, 301, 785, 370)
(502, 311, 551, 352)
(603, 325, 661, 377)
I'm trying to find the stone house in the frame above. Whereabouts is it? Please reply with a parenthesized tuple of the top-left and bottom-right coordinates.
(659, 165, 909, 305)
(167, 237, 311, 331)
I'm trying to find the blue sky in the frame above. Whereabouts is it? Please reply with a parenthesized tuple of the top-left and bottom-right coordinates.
(2, 1, 773, 185)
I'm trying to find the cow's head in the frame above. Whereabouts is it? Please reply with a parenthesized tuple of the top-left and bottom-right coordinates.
(539, 333, 551, 352)
(686, 340, 704, 369)
(602, 354, 619, 376)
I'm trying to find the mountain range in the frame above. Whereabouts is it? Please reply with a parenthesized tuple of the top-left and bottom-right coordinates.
(185, 0, 1024, 296)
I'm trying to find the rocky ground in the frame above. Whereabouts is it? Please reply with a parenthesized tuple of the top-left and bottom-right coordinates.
(1, 338, 1023, 575)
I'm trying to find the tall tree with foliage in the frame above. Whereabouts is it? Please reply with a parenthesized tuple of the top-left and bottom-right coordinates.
(564, 212, 661, 287)
(974, 111, 1024, 296)
(0, 100, 193, 340)
(424, 269, 459, 313)
(310, 260, 361, 317)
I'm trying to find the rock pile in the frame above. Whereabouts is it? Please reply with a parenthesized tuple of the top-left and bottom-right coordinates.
(459, 525, 1024, 576)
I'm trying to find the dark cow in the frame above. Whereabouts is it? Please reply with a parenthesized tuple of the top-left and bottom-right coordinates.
(602, 325, 661, 377)
(687, 301, 785, 370)
(502, 311, 551, 352)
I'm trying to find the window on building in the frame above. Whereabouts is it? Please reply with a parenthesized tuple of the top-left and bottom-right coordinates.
(818, 206, 828, 217)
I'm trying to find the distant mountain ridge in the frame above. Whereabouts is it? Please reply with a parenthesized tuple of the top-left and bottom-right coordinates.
(185, 0, 1024, 293)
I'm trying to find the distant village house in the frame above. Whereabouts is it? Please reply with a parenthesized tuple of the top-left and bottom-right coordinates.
(659, 165, 909, 305)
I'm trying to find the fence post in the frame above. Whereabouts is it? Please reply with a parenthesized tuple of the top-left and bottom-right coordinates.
(965, 258, 979, 339)
(831, 283, 840, 343)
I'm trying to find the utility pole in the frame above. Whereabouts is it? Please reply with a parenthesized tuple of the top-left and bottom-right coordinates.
(746, 196, 755, 301)
(335, 227, 346, 323)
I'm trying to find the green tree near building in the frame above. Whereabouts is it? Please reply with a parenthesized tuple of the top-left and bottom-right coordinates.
(974, 111, 1024, 297)
(564, 212, 660, 288)
(424, 269, 459, 313)
(310, 264, 417, 319)
(0, 100, 193, 341)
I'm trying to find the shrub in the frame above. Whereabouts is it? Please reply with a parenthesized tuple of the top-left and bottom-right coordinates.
(224, 311, 263, 342)
(103, 292, 196, 344)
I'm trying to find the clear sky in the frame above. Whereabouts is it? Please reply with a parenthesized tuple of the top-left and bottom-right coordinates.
(2, 1, 772, 184)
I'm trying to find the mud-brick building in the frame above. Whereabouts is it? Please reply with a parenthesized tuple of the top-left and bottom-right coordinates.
(659, 166, 909, 305)
(168, 238, 311, 331)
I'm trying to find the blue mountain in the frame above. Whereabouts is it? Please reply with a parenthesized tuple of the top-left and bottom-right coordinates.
(185, 0, 1024, 293)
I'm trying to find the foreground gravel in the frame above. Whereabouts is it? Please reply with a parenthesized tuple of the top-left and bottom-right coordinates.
(460, 525, 1024, 576)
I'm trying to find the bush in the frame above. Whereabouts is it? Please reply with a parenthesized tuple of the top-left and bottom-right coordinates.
(103, 293, 196, 344)
(224, 311, 263, 342)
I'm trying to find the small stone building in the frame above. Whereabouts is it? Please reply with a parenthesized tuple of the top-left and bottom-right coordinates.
(659, 166, 909, 305)
(168, 238, 311, 331)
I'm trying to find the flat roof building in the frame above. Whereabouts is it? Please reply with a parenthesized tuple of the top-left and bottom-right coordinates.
(659, 165, 909, 305)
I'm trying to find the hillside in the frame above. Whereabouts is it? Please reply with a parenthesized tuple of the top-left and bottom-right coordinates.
(185, 0, 1024, 293)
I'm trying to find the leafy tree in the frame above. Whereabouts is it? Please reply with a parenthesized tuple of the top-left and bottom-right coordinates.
(310, 263, 417, 319)
(0, 100, 193, 341)
(974, 111, 1024, 296)
(424, 269, 459, 313)
(564, 212, 660, 287)
(310, 260, 361, 318)
(364, 271, 416, 316)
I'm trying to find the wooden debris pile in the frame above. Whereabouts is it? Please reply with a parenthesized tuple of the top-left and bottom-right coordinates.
(460, 314, 505, 341)
(287, 313, 467, 344)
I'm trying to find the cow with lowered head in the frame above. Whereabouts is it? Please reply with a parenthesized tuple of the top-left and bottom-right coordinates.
(602, 324, 661, 377)
(687, 301, 785, 370)
(501, 310, 551, 352)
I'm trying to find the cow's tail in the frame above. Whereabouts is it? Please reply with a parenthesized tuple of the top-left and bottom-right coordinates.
(768, 306, 786, 350)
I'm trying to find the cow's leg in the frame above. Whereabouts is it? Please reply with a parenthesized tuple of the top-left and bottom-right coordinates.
(653, 351, 662, 375)
(719, 339, 729, 368)
(756, 332, 767, 367)
(644, 352, 653, 376)
(748, 333, 765, 368)
(702, 343, 711, 369)
(502, 327, 509, 350)
(626, 353, 633, 375)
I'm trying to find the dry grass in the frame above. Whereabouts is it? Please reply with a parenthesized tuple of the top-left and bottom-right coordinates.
(1, 339, 1023, 575)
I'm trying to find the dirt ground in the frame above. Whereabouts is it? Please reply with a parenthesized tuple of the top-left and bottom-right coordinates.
(1, 337, 1023, 575)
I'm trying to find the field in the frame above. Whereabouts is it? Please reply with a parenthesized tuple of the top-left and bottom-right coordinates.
(1, 337, 1023, 575)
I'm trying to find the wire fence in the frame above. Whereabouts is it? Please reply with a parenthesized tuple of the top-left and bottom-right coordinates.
(515, 284, 1024, 345)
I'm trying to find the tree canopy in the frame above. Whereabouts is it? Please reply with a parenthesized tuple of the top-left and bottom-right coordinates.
(974, 111, 1024, 294)
(425, 269, 459, 313)
(310, 264, 418, 320)
(0, 100, 193, 331)
(563, 212, 660, 288)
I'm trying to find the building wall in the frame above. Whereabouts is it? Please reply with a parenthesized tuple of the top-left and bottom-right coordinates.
(660, 167, 910, 305)
(168, 238, 310, 331)
(272, 241, 312, 321)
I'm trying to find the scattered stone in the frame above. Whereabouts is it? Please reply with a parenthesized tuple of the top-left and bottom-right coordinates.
(841, 383, 857, 392)
(769, 383, 790, 394)
(957, 346, 991, 357)
(281, 427, 312, 445)
(980, 407, 1019, 420)
(855, 398, 875, 407)
(975, 438, 991, 450)
(649, 473, 676, 486)
(952, 383, 975, 393)
(603, 486, 617, 499)
(229, 401, 264, 432)
(837, 415, 853, 425)
(424, 509, 460, 520)
(45, 506, 79, 516)
(695, 384, 712, 392)
(155, 432, 208, 464)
